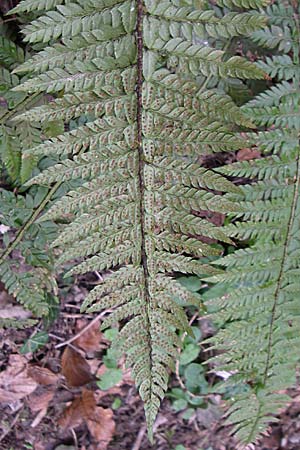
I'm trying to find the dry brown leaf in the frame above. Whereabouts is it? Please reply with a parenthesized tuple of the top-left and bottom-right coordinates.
(31, 407, 49, 428)
(86, 406, 115, 450)
(27, 387, 54, 412)
(33, 442, 46, 450)
(0, 305, 32, 319)
(58, 395, 84, 430)
(237, 148, 261, 161)
(74, 319, 104, 352)
(61, 347, 93, 387)
(59, 388, 115, 448)
(59, 388, 95, 430)
(27, 365, 59, 385)
(0, 354, 37, 404)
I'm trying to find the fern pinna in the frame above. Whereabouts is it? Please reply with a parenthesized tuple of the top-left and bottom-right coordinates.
(206, 0, 300, 444)
(10, 0, 267, 438)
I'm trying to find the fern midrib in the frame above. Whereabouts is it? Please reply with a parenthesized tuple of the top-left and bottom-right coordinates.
(136, 0, 153, 382)
(136, 0, 148, 292)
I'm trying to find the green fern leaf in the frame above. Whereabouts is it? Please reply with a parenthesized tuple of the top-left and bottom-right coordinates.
(215, 0, 270, 8)
(0, 36, 24, 68)
(12, 0, 267, 437)
(207, 1, 300, 442)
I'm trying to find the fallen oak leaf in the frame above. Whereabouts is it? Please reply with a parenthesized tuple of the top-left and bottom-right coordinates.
(237, 147, 261, 161)
(27, 365, 59, 386)
(86, 406, 115, 450)
(59, 388, 95, 430)
(27, 387, 55, 412)
(58, 395, 85, 431)
(0, 354, 37, 404)
(74, 319, 104, 353)
(59, 389, 115, 449)
(61, 347, 94, 387)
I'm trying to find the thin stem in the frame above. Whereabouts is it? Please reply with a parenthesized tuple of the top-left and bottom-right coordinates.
(55, 310, 109, 349)
(0, 181, 61, 264)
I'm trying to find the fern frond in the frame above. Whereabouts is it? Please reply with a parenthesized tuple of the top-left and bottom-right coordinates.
(21, 0, 136, 44)
(0, 318, 38, 329)
(247, 129, 298, 154)
(244, 80, 298, 107)
(257, 55, 300, 81)
(0, 261, 51, 317)
(251, 2, 299, 54)
(264, 1, 295, 27)
(10, 0, 72, 14)
(207, 1, 300, 442)
(12, 0, 267, 436)
(0, 125, 21, 181)
(252, 25, 298, 53)
(145, 4, 267, 38)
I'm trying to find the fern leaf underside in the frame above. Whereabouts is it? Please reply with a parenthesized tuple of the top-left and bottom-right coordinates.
(11, 0, 268, 438)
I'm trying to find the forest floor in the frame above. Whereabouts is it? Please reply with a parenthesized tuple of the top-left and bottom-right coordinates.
(1, 276, 300, 450)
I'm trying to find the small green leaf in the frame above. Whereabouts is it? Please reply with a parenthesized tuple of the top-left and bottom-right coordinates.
(172, 398, 188, 412)
(103, 347, 119, 368)
(178, 276, 202, 292)
(179, 344, 200, 365)
(188, 395, 205, 406)
(112, 397, 122, 409)
(104, 328, 118, 341)
(182, 408, 195, 420)
(185, 326, 202, 344)
(167, 388, 187, 400)
(184, 363, 204, 392)
(20, 331, 49, 354)
(97, 368, 122, 390)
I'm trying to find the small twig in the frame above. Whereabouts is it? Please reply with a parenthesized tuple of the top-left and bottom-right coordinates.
(2, 16, 18, 23)
(48, 332, 86, 355)
(131, 425, 147, 450)
(55, 311, 108, 349)
(48, 332, 64, 341)
(62, 313, 94, 319)
(71, 428, 79, 450)
(94, 270, 103, 281)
